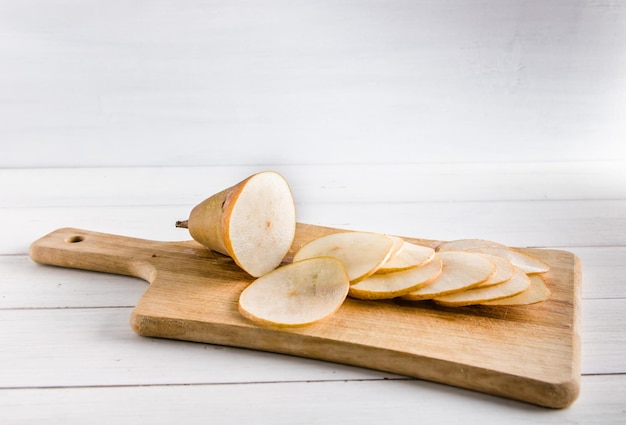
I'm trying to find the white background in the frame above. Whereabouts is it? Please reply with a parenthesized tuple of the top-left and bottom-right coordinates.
(1, 0, 624, 167)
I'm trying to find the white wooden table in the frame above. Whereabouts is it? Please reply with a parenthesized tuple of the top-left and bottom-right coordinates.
(1, 164, 625, 423)
(1, 0, 625, 422)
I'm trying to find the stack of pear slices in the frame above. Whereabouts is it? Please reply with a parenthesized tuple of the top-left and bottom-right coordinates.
(290, 232, 551, 306)
(180, 171, 551, 329)
(239, 231, 551, 328)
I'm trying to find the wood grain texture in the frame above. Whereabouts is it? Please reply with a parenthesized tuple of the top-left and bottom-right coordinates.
(29, 223, 581, 408)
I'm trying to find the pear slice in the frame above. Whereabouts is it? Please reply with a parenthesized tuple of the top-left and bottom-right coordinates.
(480, 274, 551, 306)
(292, 231, 394, 283)
(376, 241, 436, 274)
(238, 257, 350, 327)
(467, 246, 550, 274)
(349, 254, 443, 300)
(433, 267, 531, 307)
(402, 251, 496, 301)
(437, 238, 507, 252)
(179, 171, 296, 277)
(474, 253, 514, 288)
(387, 235, 406, 259)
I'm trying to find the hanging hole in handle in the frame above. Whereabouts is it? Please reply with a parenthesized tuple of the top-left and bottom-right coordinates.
(65, 235, 85, 243)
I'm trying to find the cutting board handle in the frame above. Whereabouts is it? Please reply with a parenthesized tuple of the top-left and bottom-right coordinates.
(29, 228, 159, 281)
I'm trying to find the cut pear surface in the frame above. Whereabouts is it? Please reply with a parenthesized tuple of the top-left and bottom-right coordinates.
(226, 172, 296, 277)
(238, 257, 350, 327)
(480, 274, 551, 306)
(376, 241, 436, 274)
(433, 267, 531, 307)
(349, 254, 443, 300)
(467, 246, 550, 274)
(402, 251, 496, 301)
(293, 231, 394, 283)
(186, 171, 296, 277)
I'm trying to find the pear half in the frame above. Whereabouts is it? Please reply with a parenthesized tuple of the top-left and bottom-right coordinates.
(182, 171, 296, 277)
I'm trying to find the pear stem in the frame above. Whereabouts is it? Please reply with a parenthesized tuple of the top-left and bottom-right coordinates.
(175, 220, 189, 229)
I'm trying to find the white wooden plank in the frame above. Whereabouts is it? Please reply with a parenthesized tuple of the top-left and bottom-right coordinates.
(2, 199, 625, 255)
(0, 298, 622, 389)
(1, 1, 625, 167)
(0, 256, 146, 309)
(0, 308, 398, 389)
(2, 162, 625, 208)
(0, 205, 190, 255)
(581, 298, 626, 375)
(0, 375, 624, 425)
(295, 200, 626, 248)
(567, 247, 626, 300)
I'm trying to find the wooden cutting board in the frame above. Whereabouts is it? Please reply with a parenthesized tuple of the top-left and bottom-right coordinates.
(29, 223, 581, 408)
